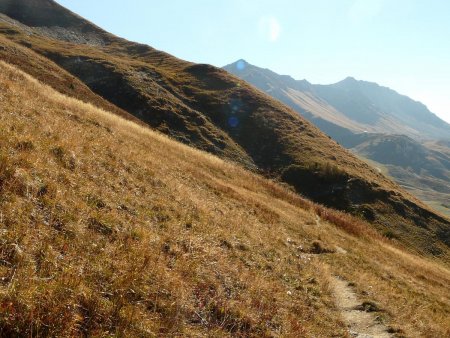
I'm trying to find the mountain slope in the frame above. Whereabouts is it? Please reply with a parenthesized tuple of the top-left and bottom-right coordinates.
(352, 135, 450, 217)
(223, 60, 366, 135)
(316, 77, 450, 141)
(224, 60, 450, 141)
(0, 2, 255, 169)
(0, 34, 137, 124)
(353, 135, 450, 181)
(1, 0, 449, 256)
(225, 60, 450, 218)
(1, 60, 450, 337)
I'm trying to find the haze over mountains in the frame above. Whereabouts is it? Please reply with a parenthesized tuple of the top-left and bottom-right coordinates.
(0, 0, 449, 336)
(224, 60, 450, 141)
(225, 59, 450, 217)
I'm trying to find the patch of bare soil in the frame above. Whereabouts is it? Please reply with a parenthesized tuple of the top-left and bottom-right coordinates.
(331, 276, 393, 338)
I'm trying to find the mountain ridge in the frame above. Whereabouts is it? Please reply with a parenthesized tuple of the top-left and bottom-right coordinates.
(224, 59, 450, 140)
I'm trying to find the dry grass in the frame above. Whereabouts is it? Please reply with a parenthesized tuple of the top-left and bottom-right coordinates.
(0, 61, 449, 337)
(1, 15, 449, 259)
(0, 34, 137, 124)
(321, 232, 450, 337)
(0, 61, 345, 336)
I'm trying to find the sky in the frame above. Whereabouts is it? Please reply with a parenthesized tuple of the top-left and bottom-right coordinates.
(56, 0, 450, 123)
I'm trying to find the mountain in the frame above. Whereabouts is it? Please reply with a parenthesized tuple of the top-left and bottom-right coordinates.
(352, 135, 450, 180)
(1, 1, 450, 256)
(224, 60, 450, 141)
(315, 77, 450, 141)
(0, 1, 450, 336)
(351, 134, 450, 215)
(2, 57, 450, 337)
(224, 60, 450, 217)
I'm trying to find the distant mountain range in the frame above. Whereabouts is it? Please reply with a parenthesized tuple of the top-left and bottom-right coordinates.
(224, 60, 450, 141)
(224, 60, 450, 217)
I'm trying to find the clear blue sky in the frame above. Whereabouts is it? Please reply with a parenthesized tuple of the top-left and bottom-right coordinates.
(56, 0, 450, 123)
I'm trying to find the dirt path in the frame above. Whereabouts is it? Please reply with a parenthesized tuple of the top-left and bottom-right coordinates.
(331, 276, 393, 338)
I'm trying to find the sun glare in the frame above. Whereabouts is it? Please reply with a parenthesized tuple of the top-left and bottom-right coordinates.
(258, 16, 281, 42)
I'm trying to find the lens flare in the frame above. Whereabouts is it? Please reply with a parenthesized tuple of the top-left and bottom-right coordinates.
(258, 16, 281, 42)
(228, 116, 239, 128)
(236, 60, 246, 71)
(230, 98, 242, 113)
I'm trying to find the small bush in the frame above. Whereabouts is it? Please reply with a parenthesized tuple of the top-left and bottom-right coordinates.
(308, 162, 346, 180)
(383, 230, 399, 240)
(309, 240, 335, 254)
(355, 301, 381, 313)
(51, 146, 76, 171)
(15, 140, 35, 151)
(87, 217, 115, 236)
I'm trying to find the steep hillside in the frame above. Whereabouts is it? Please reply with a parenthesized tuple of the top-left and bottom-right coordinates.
(0, 0, 114, 44)
(1, 61, 450, 337)
(0, 1, 255, 169)
(0, 34, 137, 123)
(223, 60, 365, 135)
(1, 0, 449, 256)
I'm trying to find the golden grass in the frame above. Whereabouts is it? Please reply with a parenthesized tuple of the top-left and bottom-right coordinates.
(2, 17, 449, 260)
(0, 34, 137, 124)
(0, 61, 449, 337)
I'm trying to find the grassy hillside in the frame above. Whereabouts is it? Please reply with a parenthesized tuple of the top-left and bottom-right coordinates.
(0, 34, 137, 123)
(0, 0, 449, 256)
(0, 0, 255, 168)
(1, 61, 450, 337)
